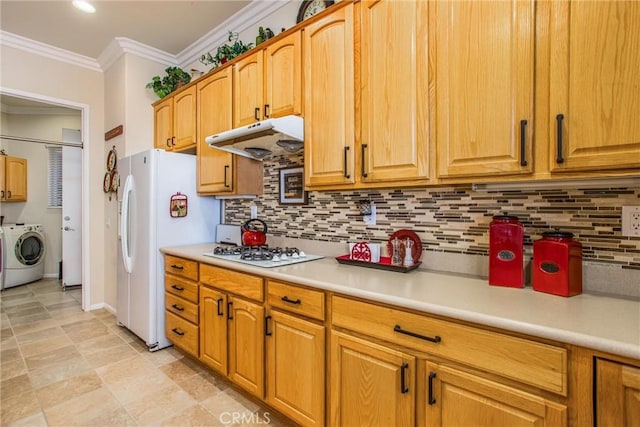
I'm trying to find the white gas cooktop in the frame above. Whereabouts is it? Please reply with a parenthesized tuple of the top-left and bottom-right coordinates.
(202, 252, 324, 268)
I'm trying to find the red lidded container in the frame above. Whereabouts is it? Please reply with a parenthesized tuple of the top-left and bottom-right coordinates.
(532, 230, 582, 297)
(489, 215, 524, 288)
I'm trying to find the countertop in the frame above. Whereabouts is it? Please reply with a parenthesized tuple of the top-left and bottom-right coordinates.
(162, 243, 640, 360)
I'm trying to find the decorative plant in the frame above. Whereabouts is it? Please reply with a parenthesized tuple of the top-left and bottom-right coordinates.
(200, 31, 254, 69)
(145, 66, 191, 99)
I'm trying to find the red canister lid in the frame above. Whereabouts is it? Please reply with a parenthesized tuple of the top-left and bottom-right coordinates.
(492, 214, 520, 222)
(541, 229, 574, 239)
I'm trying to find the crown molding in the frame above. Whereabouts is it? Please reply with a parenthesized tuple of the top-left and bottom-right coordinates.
(0, 30, 101, 72)
(98, 37, 178, 71)
(177, 0, 291, 67)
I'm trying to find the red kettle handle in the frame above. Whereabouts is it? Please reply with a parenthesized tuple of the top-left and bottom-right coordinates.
(241, 218, 267, 234)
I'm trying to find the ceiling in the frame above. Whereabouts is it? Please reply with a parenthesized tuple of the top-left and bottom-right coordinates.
(0, 0, 252, 58)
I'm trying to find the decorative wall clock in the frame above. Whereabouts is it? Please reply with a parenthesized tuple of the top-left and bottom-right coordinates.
(296, 0, 334, 23)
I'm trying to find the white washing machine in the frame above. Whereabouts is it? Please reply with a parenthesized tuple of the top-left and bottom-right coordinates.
(0, 227, 4, 290)
(1, 224, 46, 289)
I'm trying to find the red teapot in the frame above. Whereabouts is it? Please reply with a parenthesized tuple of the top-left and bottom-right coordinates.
(241, 219, 268, 247)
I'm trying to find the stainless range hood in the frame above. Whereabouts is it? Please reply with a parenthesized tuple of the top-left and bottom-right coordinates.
(205, 115, 304, 161)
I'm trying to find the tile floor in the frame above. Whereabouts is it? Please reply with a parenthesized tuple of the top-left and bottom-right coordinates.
(0, 279, 292, 426)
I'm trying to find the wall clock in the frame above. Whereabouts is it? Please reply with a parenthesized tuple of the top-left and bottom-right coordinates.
(297, 0, 334, 23)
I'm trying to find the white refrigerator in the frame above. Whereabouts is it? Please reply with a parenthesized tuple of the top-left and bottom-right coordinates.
(117, 149, 220, 351)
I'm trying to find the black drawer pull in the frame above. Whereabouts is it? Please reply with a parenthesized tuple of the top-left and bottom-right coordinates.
(223, 165, 230, 188)
(265, 315, 272, 336)
(400, 362, 409, 394)
(170, 264, 184, 270)
(361, 143, 368, 178)
(428, 371, 437, 405)
(281, 296, 301, 305)
(393, 325, 441, 343)
(556, 114, 565, 164)
(171, 285, 184, 291)
(216, 298, 224, 316)
(343, 146, 350, 179)
(227, 301, 233, 320)
(254, 107, 260, 121)
(171, 304, 184, 311)
(520, 119, 528, 167)
(171, 328, 185, 336)
(264, 104, 270, 118)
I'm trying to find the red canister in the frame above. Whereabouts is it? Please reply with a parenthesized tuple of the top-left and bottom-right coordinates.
(532, 230, 582, 297)
(489, 215, 524, 288)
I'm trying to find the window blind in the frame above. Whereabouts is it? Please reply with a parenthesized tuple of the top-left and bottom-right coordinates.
(47, 146, 63, 207)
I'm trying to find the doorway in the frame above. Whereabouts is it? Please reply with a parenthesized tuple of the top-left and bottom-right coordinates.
(0, 89, 90, 310)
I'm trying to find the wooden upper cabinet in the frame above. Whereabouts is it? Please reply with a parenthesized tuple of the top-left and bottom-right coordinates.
(360, 0, 430, 184)
(153, 85, 197, 152)
(153, 97, 173, 150)
(434, 0, 535, 179)
(197, 68, 235, 193)
(234, 31, 302, 127)
(548, 0, 640, 173)
(1, 156, 27, 202)
(304, 2, 355, 188)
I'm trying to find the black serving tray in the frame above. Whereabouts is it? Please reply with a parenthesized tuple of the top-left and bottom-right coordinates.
(335, 255, 421, 273)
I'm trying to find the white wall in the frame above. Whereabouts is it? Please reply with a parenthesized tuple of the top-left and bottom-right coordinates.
(1, 45, 106, 308)
(1, 112, 81, 277)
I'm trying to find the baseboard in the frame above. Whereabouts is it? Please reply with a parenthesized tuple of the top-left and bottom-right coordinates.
(43, 273, 59, 279)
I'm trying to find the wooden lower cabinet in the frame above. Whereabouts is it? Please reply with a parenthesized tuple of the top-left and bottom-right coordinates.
(199, 285, 227, 374)
(330, 330, 415, 427)
(423, 361, 567, 427)
(228, 297, 265, 398)
(595, 358, 640, 427)
(266, 309, 325, 426)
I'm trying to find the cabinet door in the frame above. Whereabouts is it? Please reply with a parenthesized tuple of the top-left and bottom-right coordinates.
(199, 286, 228, 374)
(330, 330, 415, 427)
(154, 97, 173, 150)
(5, 156, 27, 201)
(265, 31, 302, 119)
(0, 156, 5, 200)
(596, 358, 640, 427)
(360, 0, 429, 183)
(434, 0, 534, 178)
(234, 51, 264, 127)
(172, 85, 197, 150)
(228, 296, 265, 398)
(197, 68, 235, 194)
(423, 361, 566, 427)
(549, 1, 640, 172)
(304, 3, 356, 187)
(266, 310, 325, 426)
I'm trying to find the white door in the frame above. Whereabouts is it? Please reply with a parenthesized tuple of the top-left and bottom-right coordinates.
(62, 129, 82, 288)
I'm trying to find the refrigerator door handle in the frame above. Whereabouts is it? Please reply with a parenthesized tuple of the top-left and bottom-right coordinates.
(120, 174, 134, 274)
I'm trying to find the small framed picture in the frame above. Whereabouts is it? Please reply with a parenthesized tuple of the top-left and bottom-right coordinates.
(279, 166, 308, 205)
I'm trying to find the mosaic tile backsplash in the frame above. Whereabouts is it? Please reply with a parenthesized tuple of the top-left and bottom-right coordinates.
(224, 154, 640, 270)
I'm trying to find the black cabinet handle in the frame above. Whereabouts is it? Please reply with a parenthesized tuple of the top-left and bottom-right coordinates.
(227, 301, 233, 320)
(393, 325, 441, 343)
(264, 104, 270, 118)
(171, 328, 185, 336)
(265, 315, 272, 336)
(171, 136, 176, 147)
(216, 297, 224, 316)
(171, 304, 184, 312)
(171, 285, 184, 291)
(343, 146, 350, 179)
(361, 143, 368, 178)
(170, 264, 184, 270)
(556, 114, 565, 164)
(428, 371, 437, 405)
(7, 191, 11, 199)
(400, 362, 409, 394)
(166, 138, 171, 148)
(520, 119, 528, 167)
(1, 190, 4, 198)
(223, 165, 230, 188)
(254, 107, 260, 121)
(281, 296, 301, 305)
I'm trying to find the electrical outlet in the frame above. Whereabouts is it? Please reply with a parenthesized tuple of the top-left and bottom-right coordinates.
(621, 206, 640, 237)
(363, 202, 376, 226)
(250, 204, 258, 219)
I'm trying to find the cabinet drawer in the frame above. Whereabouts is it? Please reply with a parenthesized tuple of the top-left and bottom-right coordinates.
(165, 274, 198, 304)
(165, 311, 199, 358)
(200, 264, 264, 302)
(165, 293, 198, 325)
(332, 296, 567, 395)
(267, 280, 325, 321)
(165, 255, 198, 281)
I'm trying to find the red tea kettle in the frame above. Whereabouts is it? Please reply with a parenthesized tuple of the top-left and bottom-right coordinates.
(241, 219, 268, 247)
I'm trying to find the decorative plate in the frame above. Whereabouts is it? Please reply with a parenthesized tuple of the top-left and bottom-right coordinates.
(106, 147, 117, 171)
(387, 230, 422, 264)
(103, 172, 112, 193)
(109, 170, 120, 192)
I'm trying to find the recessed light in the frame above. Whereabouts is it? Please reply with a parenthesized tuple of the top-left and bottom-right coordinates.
(72, 0, 96, 13)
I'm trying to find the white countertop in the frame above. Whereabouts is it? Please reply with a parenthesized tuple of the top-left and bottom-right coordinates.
(162, 243, 640, 360)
